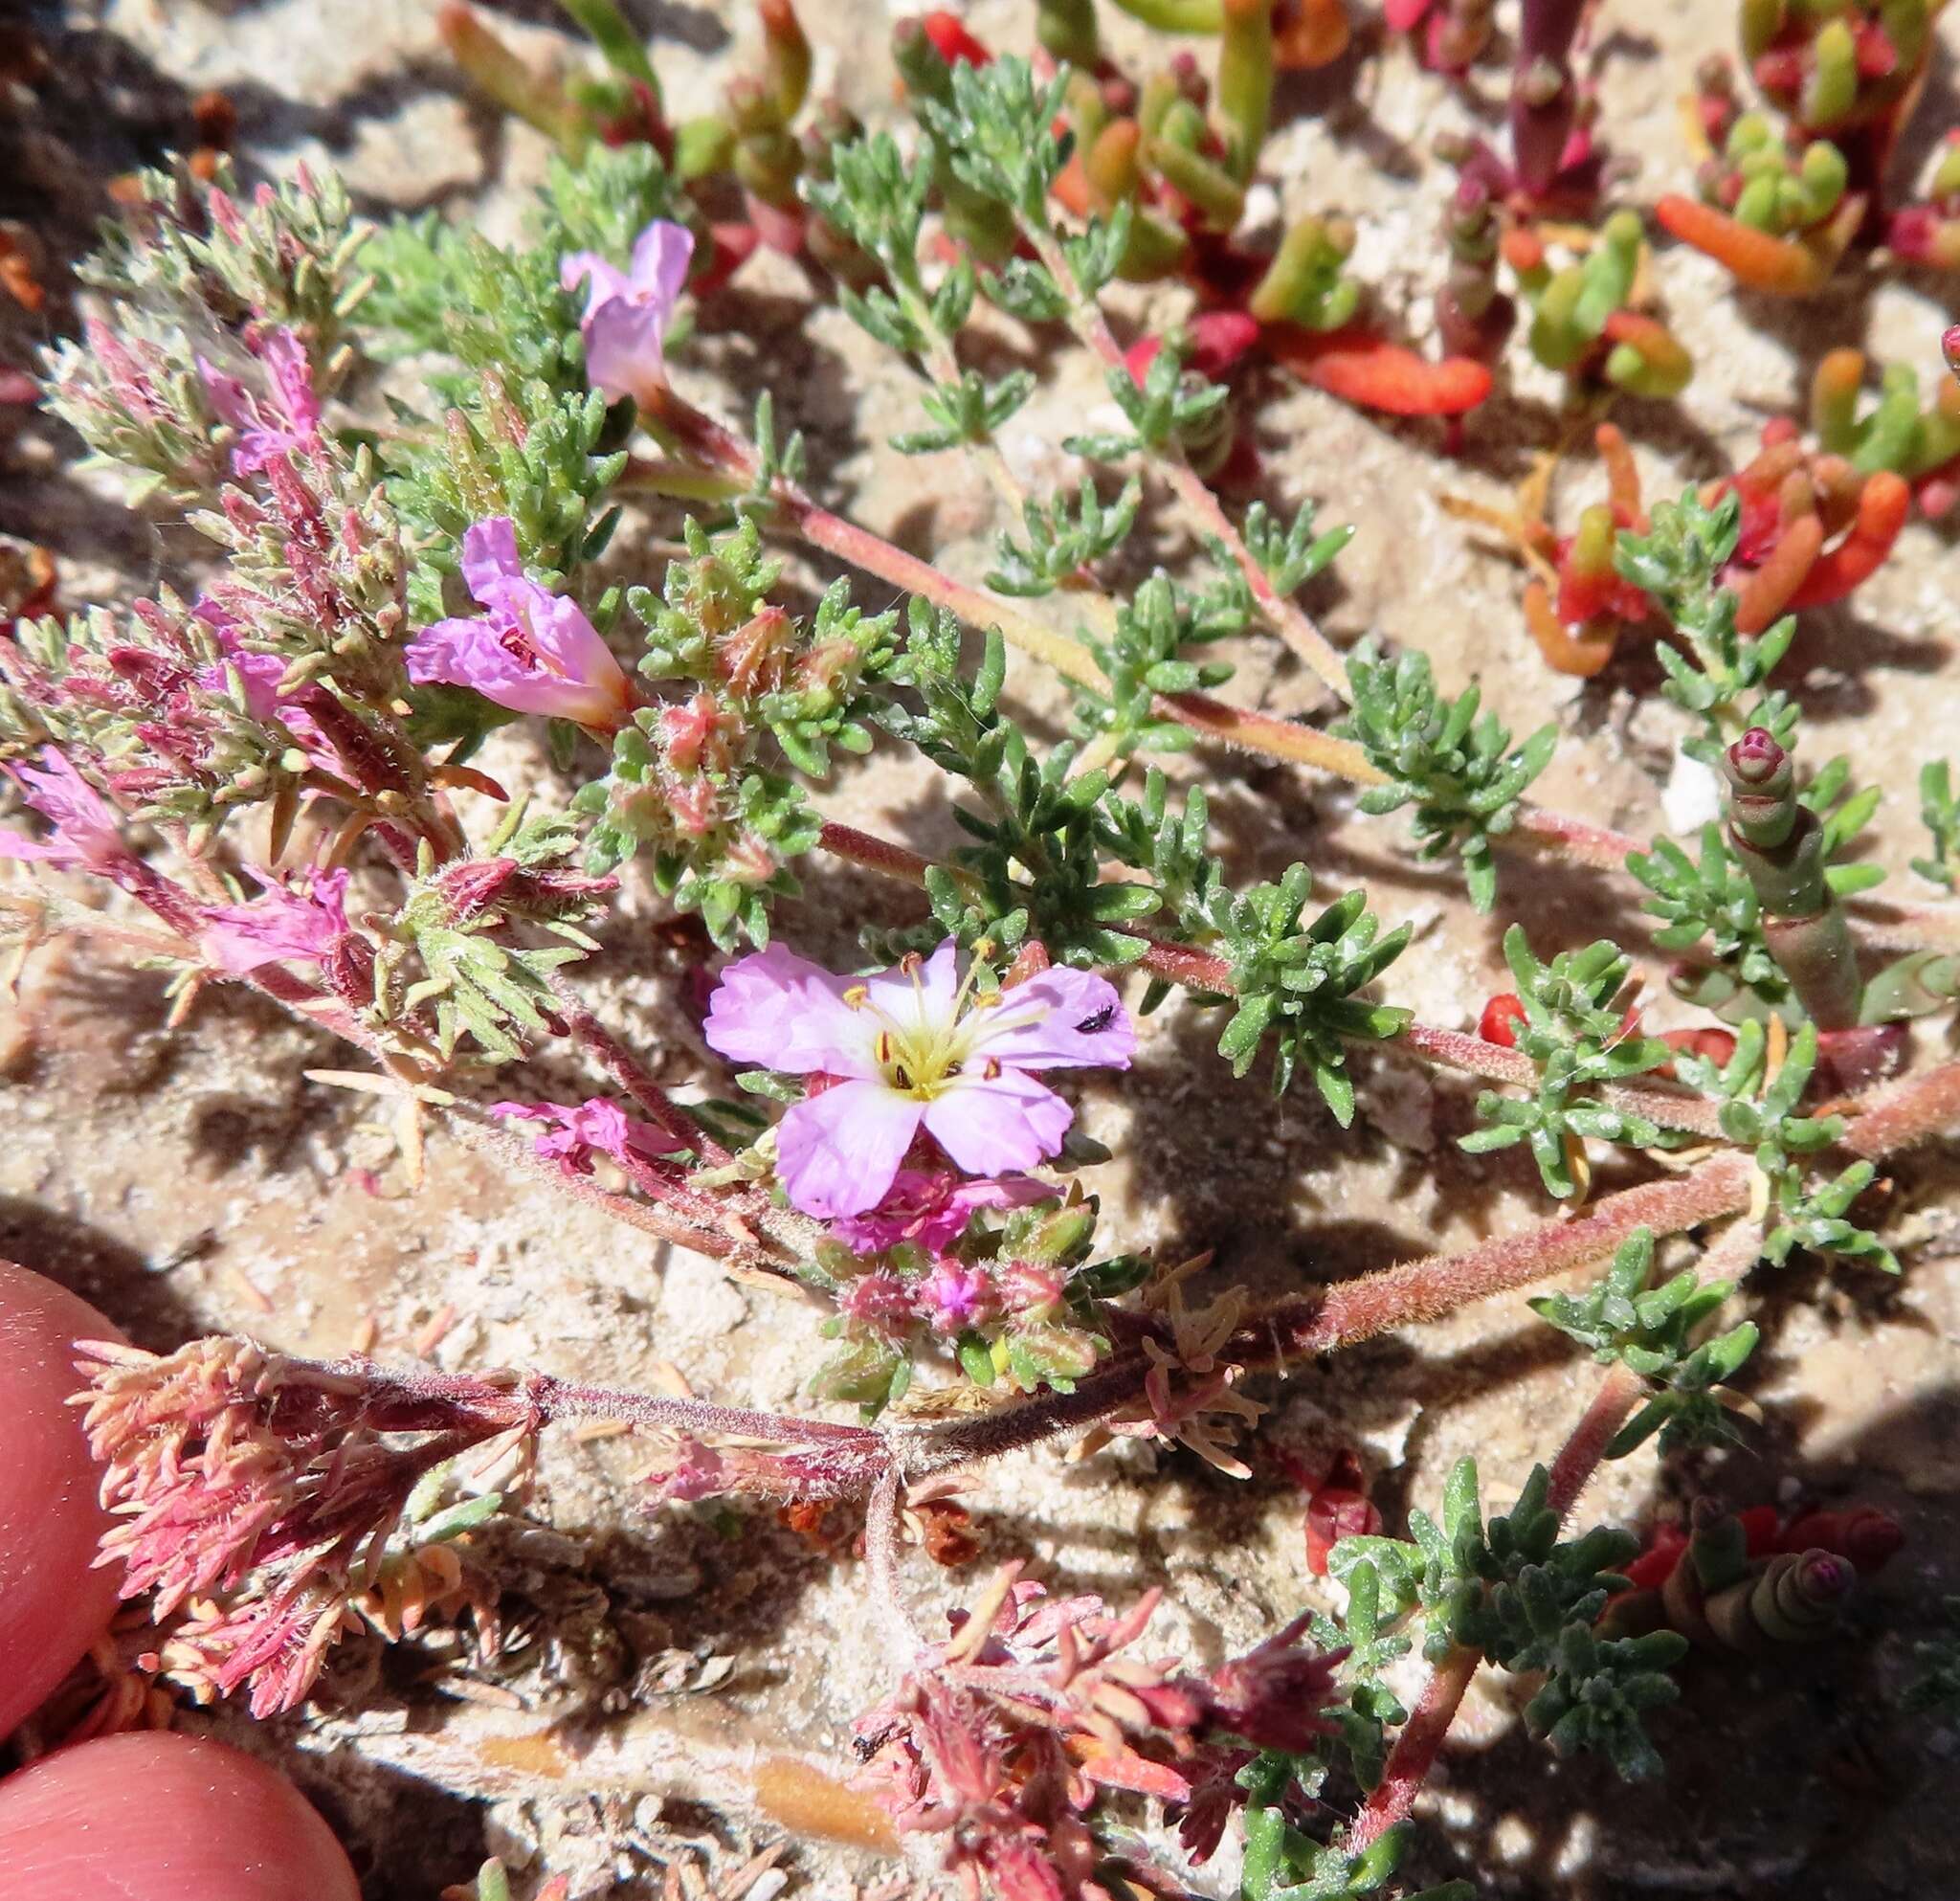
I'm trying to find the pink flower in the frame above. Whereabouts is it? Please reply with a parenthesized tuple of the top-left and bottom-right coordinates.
(0, 749, 129, 873)
(561, 219, 694, 407)
(406, 518, 632, 729)
(490, 1096, 679, 1175)
(917, 1260, 998, 1336)
(197, 325, 322, 475)
(831, 1168, 1053, 1257)
(199, 867, 350, 975)
(702, 940, 1133, 1219)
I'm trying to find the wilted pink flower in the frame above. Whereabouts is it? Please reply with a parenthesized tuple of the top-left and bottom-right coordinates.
(561, 218, 694, 407)
(0, 748, 130, 874)
(199, 866, 350, 975)
(406, 517, 632, 729)
(490, 1096, 680, 1175)
(917, 1260, 998, 1336)
(197, 325, 322, 475)
(832, 1168, 1053, 1258)
(702, 940, 1132, 1219)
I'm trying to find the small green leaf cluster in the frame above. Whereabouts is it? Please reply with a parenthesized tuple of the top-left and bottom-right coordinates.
(1631, 823, 1785, 1009)
(1080, 569, 1248, 756)
(811, 132, 1037, 456)
(989, 478, 1142, 596)
(1210, 871, 1411, 1125)
(1244, 500, 1355, 599)
(1339, 642, 1556, 914)
(378, 829, 603, 1062)
(1614, 490, 1794, 759)
(577, 519, 898, 948)
(1913, 759, 1959, 891)
(1529, 1229, 1760, 1456)
(916, 56, 1070, 229)
(1460, 928, 1685, 1197)
(879, 606, 1167, 969)
(1332, 1461, 1686, 1781)
(1065, 340, 1230, 461)
(1675, 1019, 1897, 1272)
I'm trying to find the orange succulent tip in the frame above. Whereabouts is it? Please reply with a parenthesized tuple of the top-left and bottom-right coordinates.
(1785, 468, 1909, 611)
(1776, 466, 1817, 526)
(1266, 324, 1495, 416)
(1525, 580, 1616, 677)
(1815, 347, 1864, 397)
(1272, 0, 1350, 68)
(1736, 436, 1806, 499)
(1084, 119, 1143, 210)
(1734, 512, 1825, 635)
(1654, 191, 1860, 296)
(1595, 421, 1642, 525)
(1051, 150, 1095, 219)
(1760, 416, 1800, 447)
(1501, 226, 1547, 274)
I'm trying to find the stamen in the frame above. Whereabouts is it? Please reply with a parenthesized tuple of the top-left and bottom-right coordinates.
(843, 983, 871, 1010)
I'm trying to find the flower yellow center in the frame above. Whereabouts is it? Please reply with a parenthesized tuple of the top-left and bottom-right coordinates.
(844, 956, 1018, 1100)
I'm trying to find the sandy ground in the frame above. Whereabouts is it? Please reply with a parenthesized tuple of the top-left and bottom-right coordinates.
(2, 0, 1959, 1895)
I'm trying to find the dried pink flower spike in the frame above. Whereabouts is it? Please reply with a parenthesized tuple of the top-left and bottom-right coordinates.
(702, 939, 1133, 1219)
(0, 749, 131, 875)
(561, 218, 695, 407)
(73, 1337, 533, 1718)
(406, 517, 632, 729)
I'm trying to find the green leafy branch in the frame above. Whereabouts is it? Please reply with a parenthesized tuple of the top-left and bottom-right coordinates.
(1459, 928, 1686, 1197)
(1529, 1228, 1760, 1456)
(1339, 643, 1556, 915)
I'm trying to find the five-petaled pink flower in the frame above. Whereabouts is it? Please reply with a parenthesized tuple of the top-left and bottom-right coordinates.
(406, 518, 632, 730)
(561, 219, 694, 408)
(0, 749, 129, 874)
(199, 867, 350, 975)
(702, 940, 1133, 1219)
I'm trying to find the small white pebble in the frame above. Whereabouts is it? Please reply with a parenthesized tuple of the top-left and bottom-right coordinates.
(1662, 749, 1726, 834)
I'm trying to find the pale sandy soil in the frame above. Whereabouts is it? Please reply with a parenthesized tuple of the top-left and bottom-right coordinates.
(1, 1, 1958, 1895)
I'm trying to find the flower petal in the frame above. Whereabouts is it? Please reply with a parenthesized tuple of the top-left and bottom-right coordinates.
(459, 518, 524, 605)
(776, 1081, 923, 1218)
(525, 589, 628, 702)
(858, 937, 961, 1042)
(582, 298, 672, 406)
(923, 1070, 1074, 1175)
(629, 219, 695, 307)
(965, 966, 1134, 1071)
(560, 250, 630, 323)
(702, 943, 878, 1076)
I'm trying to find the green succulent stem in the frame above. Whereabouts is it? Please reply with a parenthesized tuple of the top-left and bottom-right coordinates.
(1723, 727, 1862, 1028)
